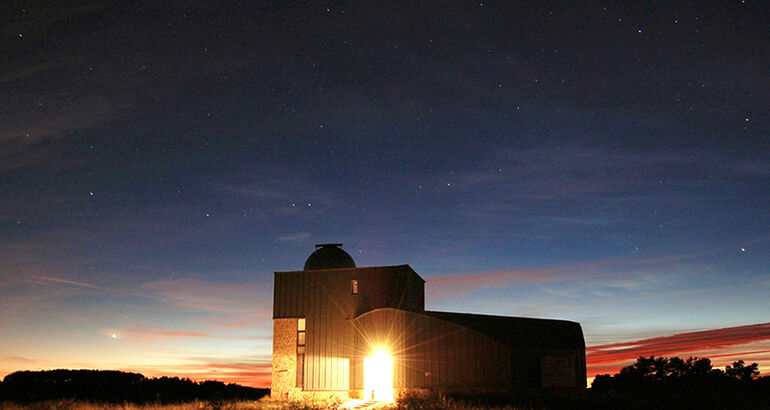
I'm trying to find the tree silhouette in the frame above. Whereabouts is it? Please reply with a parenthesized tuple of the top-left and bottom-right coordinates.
(615, 355, 715, 381)
(725, 360, 759, 381)
(0, 370, 267, 404)
(591, 355, 766, 394)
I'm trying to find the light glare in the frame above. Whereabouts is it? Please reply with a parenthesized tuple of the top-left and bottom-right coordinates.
(363, 349, 393, 401)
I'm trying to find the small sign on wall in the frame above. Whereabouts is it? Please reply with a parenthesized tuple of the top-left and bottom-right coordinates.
(541, 356, 575, 387)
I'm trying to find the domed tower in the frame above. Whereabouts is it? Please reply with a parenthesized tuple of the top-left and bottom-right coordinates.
(272, 243, 426, 398)
(303, 243, 356, 270)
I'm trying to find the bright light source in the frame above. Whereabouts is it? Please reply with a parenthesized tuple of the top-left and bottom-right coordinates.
(363, 349, 393, 401)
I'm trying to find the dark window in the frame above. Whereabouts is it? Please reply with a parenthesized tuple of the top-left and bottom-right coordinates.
(296, 318, 306, 388)
(351, 280, 358, 295)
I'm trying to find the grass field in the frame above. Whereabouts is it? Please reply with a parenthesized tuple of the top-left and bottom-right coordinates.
(0, 398, 269, 410)
(0, 397, 359, 410)
(3, 390, 770, 410)
(0, 395, 539, 410)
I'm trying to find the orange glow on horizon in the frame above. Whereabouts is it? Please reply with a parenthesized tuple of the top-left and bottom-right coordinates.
(585, 322, 770, 387)
(1, 362, 273, 389)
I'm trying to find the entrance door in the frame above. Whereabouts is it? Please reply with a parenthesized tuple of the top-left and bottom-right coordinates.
(363, 350, 393, 401)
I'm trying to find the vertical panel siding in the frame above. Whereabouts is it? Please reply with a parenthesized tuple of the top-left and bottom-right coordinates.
(352, 308, 513, 391)
(300, 271, 356, 391)
(274, 266, 424, 319)
(274, 266, 428, 392)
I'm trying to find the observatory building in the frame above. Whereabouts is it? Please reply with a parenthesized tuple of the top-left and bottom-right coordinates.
(271, 244, 585, 400)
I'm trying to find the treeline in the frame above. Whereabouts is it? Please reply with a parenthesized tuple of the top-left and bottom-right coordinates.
(591, 356, 769, 394)
(0, 369, 268, 404)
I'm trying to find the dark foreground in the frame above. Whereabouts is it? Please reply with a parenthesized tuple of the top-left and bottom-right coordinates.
(0, 370, 268, 404)
(2, 368, 770, 409)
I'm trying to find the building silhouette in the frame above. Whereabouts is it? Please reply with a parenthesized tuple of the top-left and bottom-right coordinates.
(271, 244, 585, 400)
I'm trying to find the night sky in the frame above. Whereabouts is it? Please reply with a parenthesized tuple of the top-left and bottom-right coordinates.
(1, 1, 768, 387)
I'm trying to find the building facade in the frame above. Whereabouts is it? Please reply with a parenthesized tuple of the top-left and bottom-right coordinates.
(271, 244, 585, 400)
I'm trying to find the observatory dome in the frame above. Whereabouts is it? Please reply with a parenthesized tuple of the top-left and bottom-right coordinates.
(303, 243, 356, 271)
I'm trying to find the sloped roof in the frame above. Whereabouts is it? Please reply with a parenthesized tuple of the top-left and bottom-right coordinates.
(424, 310, 585, 350)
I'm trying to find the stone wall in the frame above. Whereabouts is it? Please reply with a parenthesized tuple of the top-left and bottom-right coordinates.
(271, 318, 302, 399)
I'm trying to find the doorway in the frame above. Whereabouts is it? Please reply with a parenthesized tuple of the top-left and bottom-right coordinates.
(363, 349, 393, 401)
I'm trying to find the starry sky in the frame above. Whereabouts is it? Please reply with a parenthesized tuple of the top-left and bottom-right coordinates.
(1, 1, 768, 388)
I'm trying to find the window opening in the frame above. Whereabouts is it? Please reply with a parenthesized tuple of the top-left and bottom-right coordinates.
(296, 318, 306, 388)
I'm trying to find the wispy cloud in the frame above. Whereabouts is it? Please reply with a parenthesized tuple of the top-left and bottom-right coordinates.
(426, 267, 562, 297)
(215, 317, 270, 330)
(425, 250, 716, 298)
(1, 356, 38, 364)
(21, 274, 123, 294)
(0, 95, 119, 145)
(142, 278, 270, 315)
(103, 326, 271, 342)
(214, 167, 345, 215)
(106, 329, 214, 341)
(586, 322, 770, 377)
(276, 232, 312, 242)
(438, 146, 770, 215)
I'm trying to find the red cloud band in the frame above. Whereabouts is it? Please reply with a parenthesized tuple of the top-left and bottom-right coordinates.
(586, 322, 770, 377)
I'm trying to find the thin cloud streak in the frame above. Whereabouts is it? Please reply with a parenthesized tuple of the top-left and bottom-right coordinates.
(426, 232, 768, 302)
(134, 361, 272, 388)
(587, 322, 770, 364)
(14, 274, 149, 300)
(142, 278, 270, 314)
(425, 249, 717, 298)
(586, 323, 770, 378)
(105, 328, 269, 342)
(112, 329, 214, 341)
(215, 318, 270, 330)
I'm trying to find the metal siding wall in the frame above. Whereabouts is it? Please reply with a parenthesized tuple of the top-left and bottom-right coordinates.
(352, 309, 513, 390)
(272, 275, 278, 317)
(275, 267, 430, 392)
(298, 272, 353, 391)
(311, 280, 320, 390)
(289, 274, 297, 317)
(431, 316, 440, 386)
(283, 274, 291, 316)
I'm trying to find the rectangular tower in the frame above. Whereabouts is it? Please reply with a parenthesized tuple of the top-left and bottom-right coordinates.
(271, 244, 424, 399)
